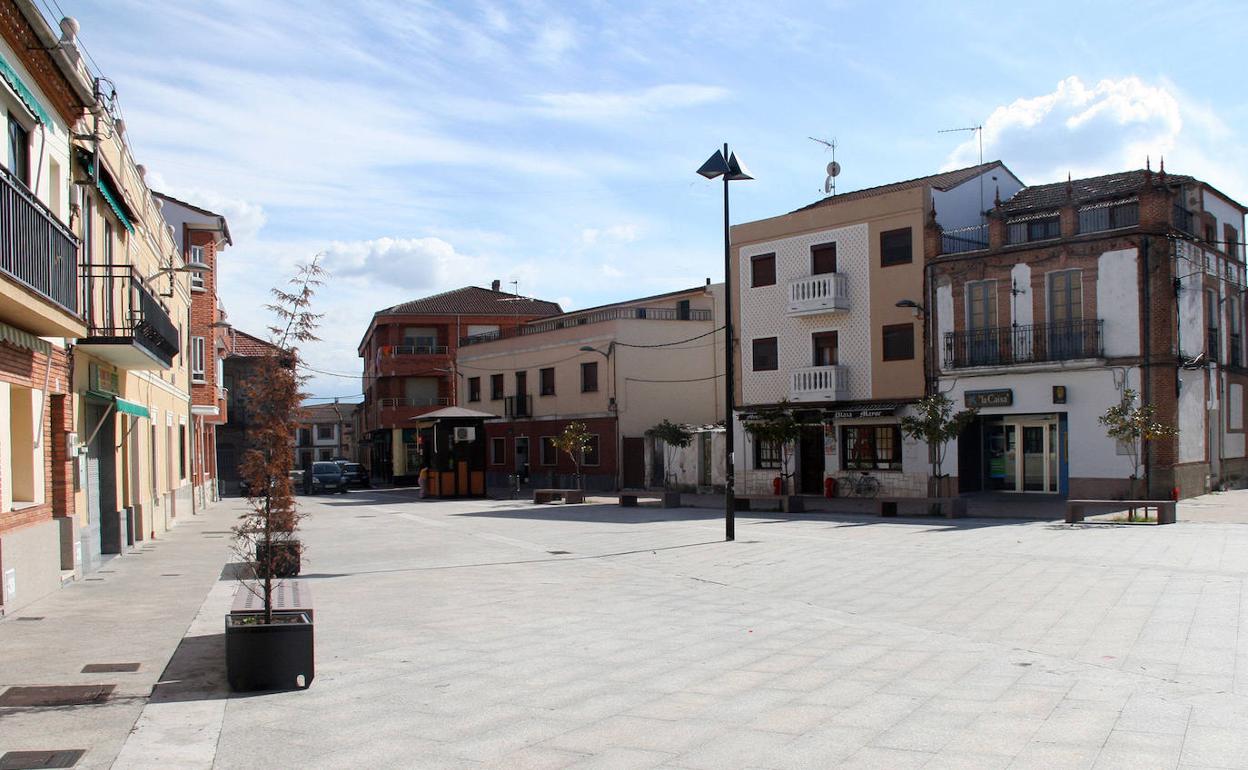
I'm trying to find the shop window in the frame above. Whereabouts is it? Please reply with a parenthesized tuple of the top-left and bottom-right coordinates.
(751, 253, 776, 287)
(582, 434, 600, 466)
(752, 337, 778, 371)
(540, 436, 557, 465)
(841, 425, 902, 471)
(753, 438, 780, 469)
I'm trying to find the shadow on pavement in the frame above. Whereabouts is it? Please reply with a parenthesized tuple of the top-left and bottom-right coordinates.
(149, 633, 229, 704)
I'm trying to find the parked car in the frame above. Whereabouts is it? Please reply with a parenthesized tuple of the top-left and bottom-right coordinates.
(241, 469, 307, 497)
(337, 462, 369, 488)
(310, 461, 348, 494)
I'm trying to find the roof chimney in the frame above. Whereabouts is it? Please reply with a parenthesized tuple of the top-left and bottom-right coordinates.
(491, 279, 501, 292)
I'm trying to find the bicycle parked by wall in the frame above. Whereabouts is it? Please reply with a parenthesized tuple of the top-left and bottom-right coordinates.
(839, 470, 881, 498)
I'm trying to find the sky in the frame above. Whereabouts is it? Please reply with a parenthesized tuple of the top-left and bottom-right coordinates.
(54, 0, 1248, 401)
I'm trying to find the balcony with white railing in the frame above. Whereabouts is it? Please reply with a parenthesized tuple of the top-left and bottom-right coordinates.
(790, 365, 849, 403)
(787, 273, 849, 316)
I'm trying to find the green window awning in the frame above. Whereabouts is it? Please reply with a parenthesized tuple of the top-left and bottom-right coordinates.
(0, 321, 52, 355)
(0, 51, 51, 126)
(75, 150, 136, 234)
(114, 398, 150, 419)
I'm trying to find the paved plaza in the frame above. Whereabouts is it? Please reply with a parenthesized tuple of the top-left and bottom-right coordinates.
(3, 490, 1248, 768)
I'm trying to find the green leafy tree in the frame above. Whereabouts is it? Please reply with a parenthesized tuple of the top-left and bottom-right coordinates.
(1099, 388, 1177, 505)
(553, 421, 593, 489)
(645, 419, 694, 489)
(742, 402, 803, 494)
(899, 393, 977, 497)
(233, 256, 324, 623)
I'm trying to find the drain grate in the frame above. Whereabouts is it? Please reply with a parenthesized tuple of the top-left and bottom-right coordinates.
(0, 685, 114, 708)
(81, 663, 139, 674)
(546, 550, 572, 555)
(160, 574, 181, 578)
(84, 578, 103, 582)
(16, 617, 44, 622)
(0, 750, 85, 769)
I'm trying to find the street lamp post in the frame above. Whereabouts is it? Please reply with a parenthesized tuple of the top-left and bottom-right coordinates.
(697, 144, 752, 541)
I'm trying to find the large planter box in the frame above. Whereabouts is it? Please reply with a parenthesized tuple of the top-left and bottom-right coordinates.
(225, 611, 314, 691)
(255, 540, 301, 578)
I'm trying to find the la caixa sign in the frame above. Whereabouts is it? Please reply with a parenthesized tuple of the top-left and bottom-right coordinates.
(965, 389, 1013, 408)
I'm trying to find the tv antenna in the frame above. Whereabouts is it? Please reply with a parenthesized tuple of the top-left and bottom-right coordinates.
(939, 123, 986, 222)
(809, 136, 840, 196)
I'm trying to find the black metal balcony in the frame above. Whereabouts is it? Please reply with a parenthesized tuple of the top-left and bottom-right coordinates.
(0, 162, 79, 315)
(940, 223, 989, 255)
(504, 394, 532, 418)
(77, 264, 181, 369)
(944, 320, 1104, 369)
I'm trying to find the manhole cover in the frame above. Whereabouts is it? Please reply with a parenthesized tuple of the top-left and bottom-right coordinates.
(81, 663, 139, 673)
(0, 685, 114, 707)
(0, 750, 85, 769)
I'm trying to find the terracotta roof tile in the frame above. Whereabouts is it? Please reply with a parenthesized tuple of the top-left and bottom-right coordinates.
(1000, 169, 1195, 216)
(791, 161, 1007, 213)
(381, 286, 563, 317)
(227, 329, 283, 358)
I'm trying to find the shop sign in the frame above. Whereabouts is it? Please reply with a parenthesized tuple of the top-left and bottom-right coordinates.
(90, 362, 119, 394)
(831, 406, 898, 419)
(965, 389, 1013, 408)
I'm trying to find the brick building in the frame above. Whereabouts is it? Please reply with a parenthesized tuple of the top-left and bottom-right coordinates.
(215, 329, 285, 496)
(357, 283, 561, 485)
(154, 192, 232, 509)
(928, 165, 1247, 499)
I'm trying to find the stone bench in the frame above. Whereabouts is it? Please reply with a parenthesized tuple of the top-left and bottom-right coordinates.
(1066, 499, 1176, 525)
(734, 494, 804, 513)
(875, 497, 966, 518)
(230, 579, 313, 621)
(534, 488, 585, 504)
(619, 490, 681, 508)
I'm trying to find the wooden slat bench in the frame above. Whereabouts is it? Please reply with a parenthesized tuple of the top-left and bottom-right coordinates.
(1066, 499, 1176, 525)
(534, 488, 585, 504)
(619, 490, 681, 508)
(875, 497, 966, 518)
(735, 494, 804, 513)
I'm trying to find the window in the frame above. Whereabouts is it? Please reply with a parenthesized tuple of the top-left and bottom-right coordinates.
(1229, 296, 1243, 368)
(7, 113, 30, 186)
(540, 436, 557, 465)
(811, 243, 837, 275)
(468, 377, 481, 402)
(1078, 201, 1138, 233)
(1009, 216, 1061, 244)
(540, 367, 555, 396)
(298, 428, 312, 446)
(515, 371, 527, 397)
(190, 336, 206, 381)
(317, 424, 334, 440)
(490, 437, 506, 465)
(841, 425, 902, 470)
(882, 324, 914, 361)
(967, 281, 997, 330)
(1207, 288, 1220, 362)
(7, 386, 36, 502)
(754, 438, 780, 469)
(1227, 224, 1241, 259)
(582, 434, 600, 466)
(752, 337, 778, 371)
(751, 253, 776, 287)
(677, 299, 691, 320)
(1048, 270, 1082, 325)
(189, 245, 206, 290)
(490, 373, 504, 400)
(812, 331, 838, 367)
(581, 361, 598, 392)
(880, 228, 912, 266)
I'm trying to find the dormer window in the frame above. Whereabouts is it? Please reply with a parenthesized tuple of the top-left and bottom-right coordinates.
(1007, 214, 1060, 244)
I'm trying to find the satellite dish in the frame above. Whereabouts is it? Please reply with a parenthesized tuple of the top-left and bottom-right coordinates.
(827, 161, 841, 177)
(824, 161, 841, 195)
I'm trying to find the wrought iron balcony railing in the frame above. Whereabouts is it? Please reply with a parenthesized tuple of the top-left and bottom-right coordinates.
(944, 320, 1104, 369)
(79, 264, 181, 368)
(504, 393, 533, 418)
(0, 162, 79, 314)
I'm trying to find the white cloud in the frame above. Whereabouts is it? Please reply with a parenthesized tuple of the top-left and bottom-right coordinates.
(531, 19, 577, 64)
(581, 224, 639, 245)
(534, 84, 730, 121)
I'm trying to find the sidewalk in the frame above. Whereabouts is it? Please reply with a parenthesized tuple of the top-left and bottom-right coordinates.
(0, 500, 241, 769)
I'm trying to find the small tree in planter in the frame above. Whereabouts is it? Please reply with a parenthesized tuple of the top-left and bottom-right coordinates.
(646, 419, 694, 490)
(553, 421, 592, 489)
(900, 393, 977, 500)
(227, 256, 324, 691)
(742, 403, 802, 495)
(1099, 388, 1177, 516)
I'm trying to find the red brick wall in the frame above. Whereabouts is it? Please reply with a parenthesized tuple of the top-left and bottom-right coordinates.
(484, 417, 618, 479)
(0, 342, 72, 536)
(187, 229, 224, 492)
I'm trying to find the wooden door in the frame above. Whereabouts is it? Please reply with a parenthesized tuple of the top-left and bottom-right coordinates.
(622, 437, 644, 489)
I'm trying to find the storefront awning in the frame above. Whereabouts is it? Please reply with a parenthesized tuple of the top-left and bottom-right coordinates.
(0, 321, 51, 355)
(0, 51, 51, 125)
(75, 150, 136, 233)
(115, 398, 150, 419)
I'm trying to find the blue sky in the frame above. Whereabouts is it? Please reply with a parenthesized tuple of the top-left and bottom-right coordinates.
(60, 0, 1248, 400)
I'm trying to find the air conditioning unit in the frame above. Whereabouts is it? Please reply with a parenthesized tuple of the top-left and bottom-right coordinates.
(453, 426, 476, 443)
